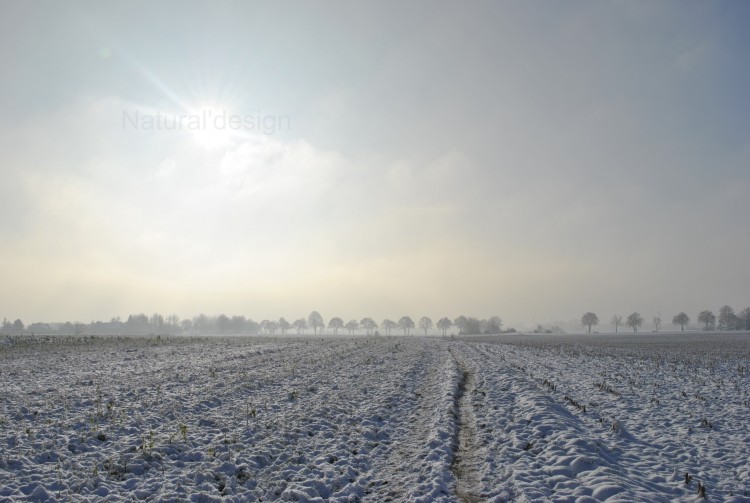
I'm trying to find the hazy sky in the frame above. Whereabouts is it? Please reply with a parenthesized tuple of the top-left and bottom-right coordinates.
(1, 1, 749, 327)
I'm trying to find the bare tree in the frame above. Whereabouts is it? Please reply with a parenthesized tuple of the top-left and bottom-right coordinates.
(166, 314, 180, 332)
(626, 312, 643, 333)
(453, 315, 468, 335)
(611, 315, 622, 333)
(698, 310, 715, 331)
(278, 317, 291, 334)
(463, 317, 483, 335)
(581, 312, 599, 334)
(308, 311, 324, 335)
(397, 316, 415, 335)
(217, 314, 232, 334)
(418, 316, 433, 335)
(672, 312, 689, 331)
(740, 308, 750, 331)
(360, 317, 377, 335)
(652, 315, 662, 332)
(230, 315, 247, 333)
(292, 318, 307, 334)
(718, 305, 736, 330)
(328, 317, 344, 335)
(484, 316, 503, 334)
(151, 313, 165, 333)
(436, 317, 453, 336)
(345, 319, 359, 335)
(247, 319, 261, 334)
(180, 318, 194, 334)
(193, 314, 210, 334)
(267, 320, 279, 334)
(380, 319, 397, 336)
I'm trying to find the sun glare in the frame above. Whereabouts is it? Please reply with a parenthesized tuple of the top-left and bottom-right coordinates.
(189, 105, 235, 149)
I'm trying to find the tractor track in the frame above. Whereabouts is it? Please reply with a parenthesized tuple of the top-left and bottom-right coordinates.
(450, 355, 484, 503)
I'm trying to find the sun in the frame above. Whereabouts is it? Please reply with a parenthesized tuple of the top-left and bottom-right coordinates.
(189, 105, 235, 149)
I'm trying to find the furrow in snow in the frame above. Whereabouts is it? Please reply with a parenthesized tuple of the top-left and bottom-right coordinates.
(450, 360, 484, 503)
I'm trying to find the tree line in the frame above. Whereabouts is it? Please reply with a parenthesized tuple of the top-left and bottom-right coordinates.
(581, 305, 750, 333)
(0, 312, 507, 336)
(6, 305, 747, 337)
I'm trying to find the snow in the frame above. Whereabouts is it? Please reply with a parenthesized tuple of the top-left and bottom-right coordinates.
(1, 333, 749, 501)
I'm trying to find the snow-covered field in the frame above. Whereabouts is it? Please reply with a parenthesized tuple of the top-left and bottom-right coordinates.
(1, 333, 749, 502)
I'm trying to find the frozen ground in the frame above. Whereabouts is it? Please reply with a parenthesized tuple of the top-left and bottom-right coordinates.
(1, 333, 749, 502)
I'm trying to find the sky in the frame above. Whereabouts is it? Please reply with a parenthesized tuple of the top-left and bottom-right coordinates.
(1, 1, 749, 329)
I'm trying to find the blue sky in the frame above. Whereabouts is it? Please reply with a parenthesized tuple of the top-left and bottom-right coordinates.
(1, 1, 748, 327)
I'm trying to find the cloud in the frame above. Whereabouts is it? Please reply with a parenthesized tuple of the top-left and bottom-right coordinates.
(3, 93, 748, 324)
(0, 96, 498, 320)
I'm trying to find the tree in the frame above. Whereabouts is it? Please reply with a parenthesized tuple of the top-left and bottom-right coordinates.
(328, 317, 344, 335)
(418, 316, 433, 335)
(246, 319, 261, 334)
(360, 317, 377, 335)
(345, 319, 359, 335)
(463, 317, 482, 335)
(150, 313, 165, 333)
(381, 319, 397, 336)
(216, 314, 231, 334)
(267, 320, 279, 334)
(398, 316, 415, 335)
(740, 308, 750, 331)
(653, 315, 662, 332)
(672, 312, 689, 331)
(231, 315, 248, 333)
(180, 318, 194, 334)
(626, 312, 643, 333)
(278, 317, 291, 334)
(28, 322, 52, 334)
(581, 312, 598, 334)
(166, 314, 180, 331)
(73, 321, 85, 336)
(436, 317, 453, 336)
(12, 319, 24, 333)
(193, 314, 210, 334)
(127, 313, 149, 334)
(484, 316, 503, 334)
(292, 318, 307, 334)
(454, 315, 468, 335)
(308, 311, 324, 335)
(452, 315, 482, 335)
(611, 315, 622, 333)
(718, 305, 736, 330)
(698, 310, 715, 331)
